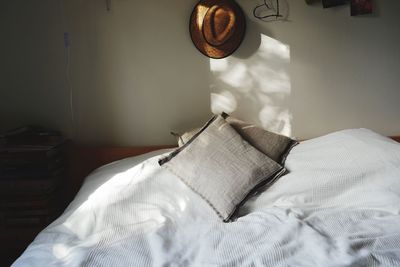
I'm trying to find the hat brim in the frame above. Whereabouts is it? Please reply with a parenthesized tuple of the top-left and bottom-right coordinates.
(189, 0, 246, 59)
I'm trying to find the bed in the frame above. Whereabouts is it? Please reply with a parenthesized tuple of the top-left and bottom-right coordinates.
(12, 128, 400, 266)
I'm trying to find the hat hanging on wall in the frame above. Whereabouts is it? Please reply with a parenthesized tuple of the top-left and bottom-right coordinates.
(189, 0, 246, 59)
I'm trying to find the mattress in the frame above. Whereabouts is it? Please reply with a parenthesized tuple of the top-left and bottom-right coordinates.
(13, 129, 400, 266)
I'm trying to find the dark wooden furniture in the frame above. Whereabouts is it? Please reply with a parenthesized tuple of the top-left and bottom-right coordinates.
(392, 136, 400, 143)
(0, 142, 69, 267)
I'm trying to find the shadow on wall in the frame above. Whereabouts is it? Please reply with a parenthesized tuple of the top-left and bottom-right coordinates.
(210, 17, 293, 137)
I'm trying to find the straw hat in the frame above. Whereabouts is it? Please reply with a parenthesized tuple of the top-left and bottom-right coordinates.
(189, 0, 246, 59)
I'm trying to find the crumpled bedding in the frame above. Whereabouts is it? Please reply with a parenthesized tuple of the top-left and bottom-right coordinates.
(13, 129, 400, 266)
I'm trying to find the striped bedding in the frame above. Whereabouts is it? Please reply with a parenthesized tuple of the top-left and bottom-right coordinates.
(13, 129, 400, 266)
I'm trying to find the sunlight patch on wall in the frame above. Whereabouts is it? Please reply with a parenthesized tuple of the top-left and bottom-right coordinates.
(210, 34, 293, 136)
(258, 35, 290, 60)
(210, 91, 237, 114)
(259, 106, 292, 137)
(210, 58, 228, 72)
(218, 62, 253, 90)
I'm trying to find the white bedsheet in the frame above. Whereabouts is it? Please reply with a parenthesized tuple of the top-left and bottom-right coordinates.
(13, 129, 400, 266)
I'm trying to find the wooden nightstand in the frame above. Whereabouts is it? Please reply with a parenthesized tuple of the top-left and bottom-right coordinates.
(0, 134, 69, 266)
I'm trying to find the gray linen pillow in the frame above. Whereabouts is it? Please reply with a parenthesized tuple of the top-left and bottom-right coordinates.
(160, 115, 285, 222)
(172, 113, 298, 165)
(222, 113, 298, 165)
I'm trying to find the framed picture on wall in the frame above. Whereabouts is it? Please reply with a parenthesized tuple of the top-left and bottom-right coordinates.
(351, 0, 373, 16)
(322, 0, 346, 8)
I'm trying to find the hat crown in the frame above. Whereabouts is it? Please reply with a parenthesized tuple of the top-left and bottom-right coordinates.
(189, 0, 246, 59)
(203, 5, 236, 47)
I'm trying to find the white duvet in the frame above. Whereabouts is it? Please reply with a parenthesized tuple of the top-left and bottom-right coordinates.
(13, 129, 400, 267)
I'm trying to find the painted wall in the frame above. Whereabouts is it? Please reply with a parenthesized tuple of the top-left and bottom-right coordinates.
(1, 0, 399, 145)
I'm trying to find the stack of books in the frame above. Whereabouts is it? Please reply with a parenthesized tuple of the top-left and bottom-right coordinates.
(0, 126, 68, 228)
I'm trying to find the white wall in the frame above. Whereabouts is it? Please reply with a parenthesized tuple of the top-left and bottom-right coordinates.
(231, 0, 400, 139)
(1, 0, 399, 145)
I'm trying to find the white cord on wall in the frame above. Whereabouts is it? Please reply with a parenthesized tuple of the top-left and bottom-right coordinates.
(59, 0, 76, 139)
